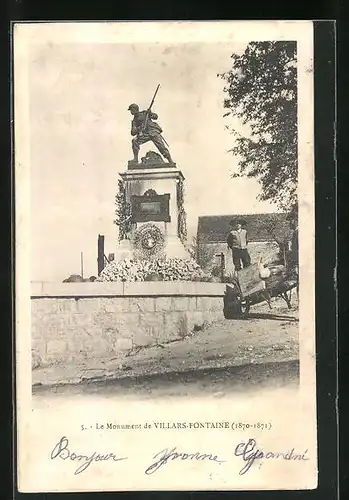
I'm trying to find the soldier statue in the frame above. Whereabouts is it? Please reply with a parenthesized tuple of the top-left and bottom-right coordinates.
(127, 85, 174, 164)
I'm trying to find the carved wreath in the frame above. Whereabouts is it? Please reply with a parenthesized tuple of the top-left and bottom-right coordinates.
(133, 223, 165, 259)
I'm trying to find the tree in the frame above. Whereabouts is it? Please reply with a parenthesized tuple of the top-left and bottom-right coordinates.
(187, 236, 216, 269)
(219, 41, 297, 214)
(261, 214, 292, 265)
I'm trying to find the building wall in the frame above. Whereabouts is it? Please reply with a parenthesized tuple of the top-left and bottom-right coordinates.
(199, 241, 280, 275)
(31, 281, 225, 369)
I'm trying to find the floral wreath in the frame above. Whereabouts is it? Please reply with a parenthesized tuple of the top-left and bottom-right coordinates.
(133, 224, 165, 259)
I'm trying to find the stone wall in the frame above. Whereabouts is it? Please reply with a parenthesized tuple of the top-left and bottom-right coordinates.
(31, 282, 226, 368)
(200, 241, 279, 274)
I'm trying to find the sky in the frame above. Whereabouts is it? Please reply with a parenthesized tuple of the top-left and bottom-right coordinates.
(28, 40, 277, 282)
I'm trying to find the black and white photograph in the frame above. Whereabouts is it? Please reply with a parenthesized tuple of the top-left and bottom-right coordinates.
(15, 21, 316, 492)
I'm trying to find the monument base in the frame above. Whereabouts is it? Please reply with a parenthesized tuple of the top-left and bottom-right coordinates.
(113, 239, 133, 262)
(127, 150, 176, 170)
(164, 236, 190, 259)
(114, 236, 189, 262)
(116, 154, 189, 262)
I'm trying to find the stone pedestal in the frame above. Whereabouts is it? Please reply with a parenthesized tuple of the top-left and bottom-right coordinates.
(116, 160, 189, 260)
(113, 239, 133, 262)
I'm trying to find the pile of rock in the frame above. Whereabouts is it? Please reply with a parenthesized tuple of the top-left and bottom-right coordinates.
(62, 274, 97, 283)
(97, 257, 210, 282)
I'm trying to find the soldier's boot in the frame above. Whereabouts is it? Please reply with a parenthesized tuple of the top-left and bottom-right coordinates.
(131, 138, 140, 163)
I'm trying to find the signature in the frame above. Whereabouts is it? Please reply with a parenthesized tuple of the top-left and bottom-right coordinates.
(50, 436, 128, 475)
(234, 438, 310, 475)
(145, 447, 225, 475)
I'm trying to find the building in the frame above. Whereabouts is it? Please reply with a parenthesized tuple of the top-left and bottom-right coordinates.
(196, 213, 292, 275)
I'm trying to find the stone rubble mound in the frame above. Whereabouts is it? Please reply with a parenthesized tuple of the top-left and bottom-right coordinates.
(97, 257, 210, 282)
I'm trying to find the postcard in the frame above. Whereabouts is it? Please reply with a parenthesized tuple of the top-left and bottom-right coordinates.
(14, 20, 316, 492)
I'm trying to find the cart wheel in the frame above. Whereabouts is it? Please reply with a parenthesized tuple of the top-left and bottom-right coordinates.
(223, 295, 249, 319)
(223, 307, 236, 319)
(281, 291, 292, 309)
(223, 294, 241, 319)
(240, 300, 250, 317)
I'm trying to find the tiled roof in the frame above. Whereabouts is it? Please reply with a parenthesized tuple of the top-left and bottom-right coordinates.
(197, 213, 292, 243)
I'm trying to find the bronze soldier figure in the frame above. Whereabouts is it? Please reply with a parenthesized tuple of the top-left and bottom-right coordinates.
(128, 103, 174, 163)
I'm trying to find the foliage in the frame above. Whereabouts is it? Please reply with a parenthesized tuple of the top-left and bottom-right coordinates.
(286, 202, 298, 225)
(261, 214, 292, 265)
(114, 179, 132, 241)
(97, 257, 210, 282)
(219, 41, 297, 214)
(187, 237, 216, 269)
(177, 178, 188, 244)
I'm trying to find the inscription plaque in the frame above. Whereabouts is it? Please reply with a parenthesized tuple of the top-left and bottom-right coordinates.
(131, 194, 171, 222)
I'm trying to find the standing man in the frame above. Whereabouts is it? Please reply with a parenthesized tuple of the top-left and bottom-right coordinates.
(227, 219, 251, 271)
(128, 103, 174, 163)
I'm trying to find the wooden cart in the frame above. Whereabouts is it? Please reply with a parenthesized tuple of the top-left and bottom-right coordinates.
(223, 262, 298, 319)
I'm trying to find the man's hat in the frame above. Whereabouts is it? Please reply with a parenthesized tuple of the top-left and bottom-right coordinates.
(128, 103, 139, 111)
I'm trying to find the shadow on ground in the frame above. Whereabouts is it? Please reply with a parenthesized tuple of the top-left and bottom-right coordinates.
(243, 313, 299, 321)
(33, 359, 299, 400)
